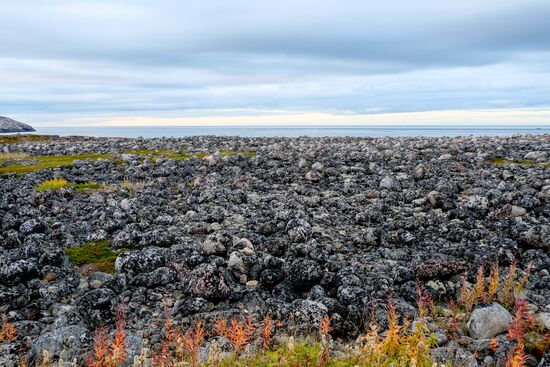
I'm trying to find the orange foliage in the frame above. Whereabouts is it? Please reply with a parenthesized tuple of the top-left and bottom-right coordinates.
(179, 320, 205, 367)
(261, 315, 274, 349)
(0, 317, 17, 343)
(319, 315, 331, 338)
(215, 317, 255, 354)
(87, 308, 128, 367)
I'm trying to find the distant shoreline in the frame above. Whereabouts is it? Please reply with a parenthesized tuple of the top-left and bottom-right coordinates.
(8, 125, 549, 139)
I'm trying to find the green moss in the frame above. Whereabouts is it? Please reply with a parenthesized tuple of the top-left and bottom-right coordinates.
(69, 182, 103, 192)
(0, 134, 52, 145)
(36, 178, 68, 191)
(0, 153, 110, 175)
(487, 158, 549, 168)
(65, 240, 125, 274)
(122, 148, 255, 161)
(1, 148, 256, 175)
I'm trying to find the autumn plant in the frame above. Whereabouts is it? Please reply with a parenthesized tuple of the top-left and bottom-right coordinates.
(459, 261, 531, 311)
(214, 317, 255, 355)
(505, 300, 535, 367)
(353, 297, 436, 367)
(86, 307, 127, 367)
(0, 316, 17, 343)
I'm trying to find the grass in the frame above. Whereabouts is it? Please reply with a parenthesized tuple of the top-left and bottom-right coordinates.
(0, 134, 52, 145)
(124, 148, 255, 161)
(36, 178, 69, 191)
(487, 158, 550, 168)
(70, 182, 103, 192)
(35, 178, 103, 192)
(0, 153, 110, 175)
(0, 148, 255, 175)
(64, 240, 125, 274)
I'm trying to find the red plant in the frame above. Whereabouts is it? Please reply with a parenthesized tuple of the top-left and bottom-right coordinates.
(86, 307, 128, 367)
(319, 315, 331, 337)
(152, 317, 176, 367)
(508, 300, 535, 342)
(87, 324, 111, 367)
(181, 320, 205, 367)
(261, 315, 274, 349)
(215, 317, 255, 354)
(416, 283, 434, 318)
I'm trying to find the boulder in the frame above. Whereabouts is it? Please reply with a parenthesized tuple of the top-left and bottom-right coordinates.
(467, 303, 513, 339)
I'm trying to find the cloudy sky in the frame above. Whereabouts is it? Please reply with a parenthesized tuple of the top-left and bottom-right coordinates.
(2, 0, 550, 126)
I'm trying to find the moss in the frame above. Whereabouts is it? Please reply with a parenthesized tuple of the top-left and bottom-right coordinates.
(1, 148, 256, 175)
(0, 153, 110, 175)
(487, 158, 549, 168)
(0, 134, 52, 145)
(36, 178, 69, 191)
(65, 240, 125, 274)
(69, 182, 103, 192)
(123, 148, 255, 161)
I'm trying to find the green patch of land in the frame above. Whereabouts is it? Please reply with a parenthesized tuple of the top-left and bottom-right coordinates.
(0, 134, 53, 145)
(0, 148, 256, 175)
(0, 153, 110, 175)
(487, 158, 549, 168)
(65, 240, 125, 274)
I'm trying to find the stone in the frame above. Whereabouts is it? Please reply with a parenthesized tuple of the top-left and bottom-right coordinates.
(186, 264, 231, 300)
(379, 176, 398, 190)
(432, 346, 478, 367)
(535, 312, 550, 329)
(30, 326, 91, 364)
(467, 303, 513, 339)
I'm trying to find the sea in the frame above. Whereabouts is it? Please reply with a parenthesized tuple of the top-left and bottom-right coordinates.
(18, 125, 550, 138)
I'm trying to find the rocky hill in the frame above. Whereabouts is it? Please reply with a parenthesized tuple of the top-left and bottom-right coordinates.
(0, 116, 35, 133)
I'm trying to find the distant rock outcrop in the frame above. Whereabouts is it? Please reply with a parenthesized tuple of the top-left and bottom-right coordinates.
(0, 116, 35, 133)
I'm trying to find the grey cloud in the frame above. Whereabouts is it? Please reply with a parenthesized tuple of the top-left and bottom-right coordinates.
(1, 0, 550, 121)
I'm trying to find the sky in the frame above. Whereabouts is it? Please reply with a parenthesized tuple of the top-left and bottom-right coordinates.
(1, 0, 550, 126)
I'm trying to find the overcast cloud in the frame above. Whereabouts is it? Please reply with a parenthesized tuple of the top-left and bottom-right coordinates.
(1, 0, 550, 125)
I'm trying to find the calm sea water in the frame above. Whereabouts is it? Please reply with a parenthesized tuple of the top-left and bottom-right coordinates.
(24, 125, 550, 138)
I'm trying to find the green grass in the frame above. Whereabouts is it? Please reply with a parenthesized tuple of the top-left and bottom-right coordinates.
(36, 178, 68, 191)
(65, 240, 125, 274)
(487, 158, 549, 168)
(35, 178, 103, 192)
(0, 148, 256, 175)
(69, 182, 103, 192)
(0, 134, 52, 145)
(124, 148, 255, 161)
(0, 153, 110, 175)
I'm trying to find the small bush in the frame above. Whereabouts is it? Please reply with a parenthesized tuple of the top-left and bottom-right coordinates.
(36, 178, 68, 191)
(65, 240, 124, 274)
(0, 317, 17, 343)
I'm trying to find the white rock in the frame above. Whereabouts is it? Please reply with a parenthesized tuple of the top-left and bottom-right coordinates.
(510, 205, 526, 217)
(535, 312, 550, 329)
(468, 303, 513, 339)
(379, 176, 398, 190)
(524, 151, 547, 160)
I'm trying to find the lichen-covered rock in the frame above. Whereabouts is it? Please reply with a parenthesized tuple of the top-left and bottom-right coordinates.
(432, 345, 478, 367)
(115, 247, 166, 277)
(75, 288, 119, 329)
(30, 326, 92, 364)
(185, 264, 231, 300)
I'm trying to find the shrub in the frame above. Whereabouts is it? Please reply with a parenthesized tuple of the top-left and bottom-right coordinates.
(0, 317, 17, 343)
(36, 178, 68, 191)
